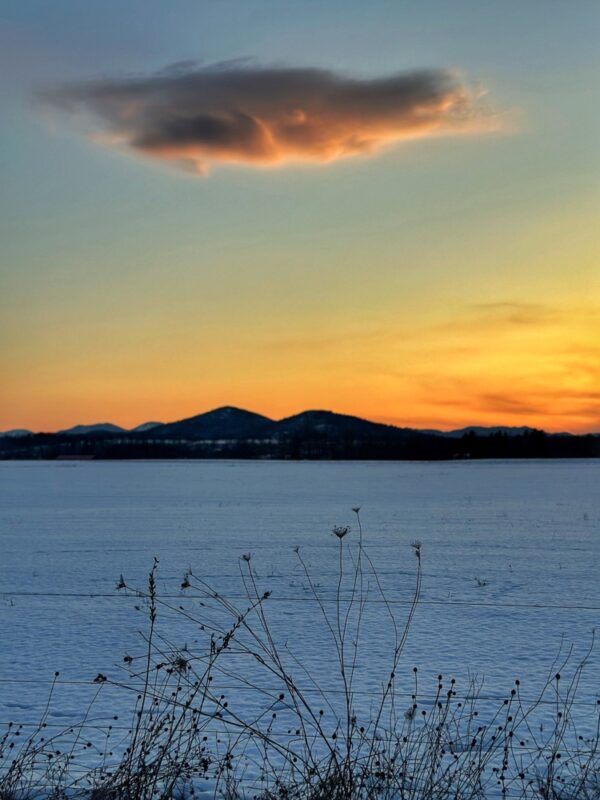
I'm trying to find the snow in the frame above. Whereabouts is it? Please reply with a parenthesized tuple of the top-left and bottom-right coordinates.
(0, 459, 598, 785)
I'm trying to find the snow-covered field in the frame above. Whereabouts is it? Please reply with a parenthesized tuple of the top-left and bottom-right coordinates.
(1, 459, 599, 753)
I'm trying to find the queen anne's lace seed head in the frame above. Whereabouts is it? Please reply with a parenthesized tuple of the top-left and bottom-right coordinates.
(332, 525, 351, 540)
(411, 540, 422, 559)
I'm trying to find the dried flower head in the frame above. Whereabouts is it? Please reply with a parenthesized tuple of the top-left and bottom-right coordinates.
(241, 552, 252, 562)
(410, 540, 422, 558)
(171, 655, 189, 673)
(332, 525, 351, 540)
(352, 506, 361, 514)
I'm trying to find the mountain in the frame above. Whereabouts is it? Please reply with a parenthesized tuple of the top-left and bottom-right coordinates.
(432, 425, 540, 439)
(59, 423, 126, 436)
(276, 409, 415, 438)
(3, 412, 594, 443)
(147, 408, 419, 442)
(1, 407, 598, 459)
(0, 428, 32, 438)
(431, 425, 575, 439)
(149, 406, 276, 440)
(130, 421, 163, 433)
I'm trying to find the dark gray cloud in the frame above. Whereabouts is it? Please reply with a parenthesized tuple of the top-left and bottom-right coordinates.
(43, 62, 492, 174)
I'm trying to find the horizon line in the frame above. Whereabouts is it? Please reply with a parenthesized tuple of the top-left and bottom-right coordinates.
(1, 405, 598, 437)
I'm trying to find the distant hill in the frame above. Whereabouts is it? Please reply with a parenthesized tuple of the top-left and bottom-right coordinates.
(1, 407, 597, 459)
(274, 410, 423, 445)
(150, 406, 276, 440)
(0, 429, 32, 438)
(145, 407, 421, 443)
(423, 425, 537, 438)
(424, 426, 575, 439)
(130, 421, 163, 433)
(451, 425, 537, 437)
(276, 409, 406, 437)
(59, 423, 126, 436)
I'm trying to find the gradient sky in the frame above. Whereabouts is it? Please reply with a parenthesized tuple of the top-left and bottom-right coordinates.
(1, 0, 599, 433)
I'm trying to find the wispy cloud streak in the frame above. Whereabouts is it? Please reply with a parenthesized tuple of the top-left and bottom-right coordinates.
(43, 61, 495, 174)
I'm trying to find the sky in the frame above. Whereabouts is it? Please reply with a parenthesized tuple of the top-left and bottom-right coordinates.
(0, 0, 599, 433)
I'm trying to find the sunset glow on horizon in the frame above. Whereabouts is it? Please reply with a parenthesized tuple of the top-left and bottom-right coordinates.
(1, 1, 598, 435)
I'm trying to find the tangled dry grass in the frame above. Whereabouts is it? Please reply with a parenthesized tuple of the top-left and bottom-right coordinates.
(1, 511, 599, 799)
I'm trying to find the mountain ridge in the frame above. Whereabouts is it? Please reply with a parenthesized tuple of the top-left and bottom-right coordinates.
(1, 406, 597, 459)
(152, 406, 276, 440)
(0, 407, 595, 439)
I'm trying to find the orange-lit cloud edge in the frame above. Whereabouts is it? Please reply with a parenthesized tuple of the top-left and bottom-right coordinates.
(43, 63, 501, 175)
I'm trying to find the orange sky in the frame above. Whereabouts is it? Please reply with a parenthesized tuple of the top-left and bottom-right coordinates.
(2, 291, 598, 433)
(1, 4, 599, 435)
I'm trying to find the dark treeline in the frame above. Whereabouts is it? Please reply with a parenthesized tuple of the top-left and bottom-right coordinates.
(1, 428, 598, 460)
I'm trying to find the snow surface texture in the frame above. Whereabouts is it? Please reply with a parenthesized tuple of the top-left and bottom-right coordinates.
(0, 460, 598, 765)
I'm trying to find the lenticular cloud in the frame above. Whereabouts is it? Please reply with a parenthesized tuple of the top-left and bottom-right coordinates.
(44, 62, 492, 174)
